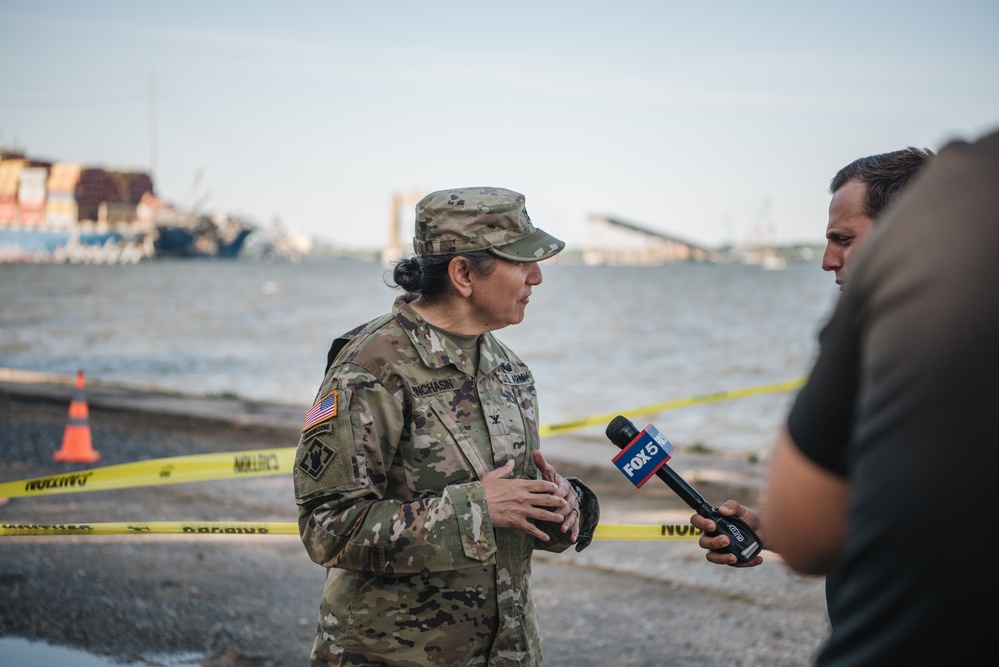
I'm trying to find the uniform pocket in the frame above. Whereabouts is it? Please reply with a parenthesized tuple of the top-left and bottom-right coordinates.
(397, 398, 486, 493)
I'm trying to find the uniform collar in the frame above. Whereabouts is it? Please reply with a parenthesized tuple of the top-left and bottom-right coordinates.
(392, 296, 495, 375)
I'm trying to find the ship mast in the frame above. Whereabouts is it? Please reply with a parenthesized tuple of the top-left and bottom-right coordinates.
(148, 70, 157, 181)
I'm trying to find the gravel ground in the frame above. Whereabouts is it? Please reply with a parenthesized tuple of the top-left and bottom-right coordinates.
(0, 380, 830, 666)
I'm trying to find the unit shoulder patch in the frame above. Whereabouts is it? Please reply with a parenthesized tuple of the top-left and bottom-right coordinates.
(299, 423, 336, 480)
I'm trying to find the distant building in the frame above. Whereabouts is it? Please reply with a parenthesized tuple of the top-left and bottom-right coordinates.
(583, 215, 722, 265)
(382, 191, 422, 267)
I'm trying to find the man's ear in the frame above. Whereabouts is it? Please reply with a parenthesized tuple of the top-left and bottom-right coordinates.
(448, 256, 474, 297)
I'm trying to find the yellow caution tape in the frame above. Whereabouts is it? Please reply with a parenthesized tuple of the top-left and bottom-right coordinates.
(539, 377, 806, 437)
(593, 523, 702, 541)
(0, 378, 804, 498)
(0, 521, 702, 540)
(0, 447, 296, 499)
(0, 521, 296, 536)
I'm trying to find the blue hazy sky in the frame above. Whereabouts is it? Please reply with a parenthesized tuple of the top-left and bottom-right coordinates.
(2, 1, 997, 251)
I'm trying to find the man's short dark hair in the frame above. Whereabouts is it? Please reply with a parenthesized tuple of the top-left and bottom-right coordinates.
(830, 147, 934, 220)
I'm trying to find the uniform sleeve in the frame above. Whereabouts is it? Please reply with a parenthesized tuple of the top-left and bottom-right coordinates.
(293, 363, 498, 574)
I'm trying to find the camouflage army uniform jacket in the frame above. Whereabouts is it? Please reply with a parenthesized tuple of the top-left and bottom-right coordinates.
(294, 296, 599, 667)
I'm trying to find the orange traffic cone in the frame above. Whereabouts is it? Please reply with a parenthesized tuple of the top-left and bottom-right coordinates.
(53, 369, 100, 463)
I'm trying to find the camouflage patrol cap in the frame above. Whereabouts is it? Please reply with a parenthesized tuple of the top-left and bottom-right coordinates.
(413, 186, 565, 262)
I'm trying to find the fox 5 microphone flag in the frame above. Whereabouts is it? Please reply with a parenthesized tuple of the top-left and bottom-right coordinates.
(612, 424, 675, 488)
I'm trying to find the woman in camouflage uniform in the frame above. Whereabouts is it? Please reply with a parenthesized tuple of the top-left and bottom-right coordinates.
(294, 186, 600, 667)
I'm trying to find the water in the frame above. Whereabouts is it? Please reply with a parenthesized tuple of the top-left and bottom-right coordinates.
(0, 257, 838, 456)
(0, 636, 203, 666)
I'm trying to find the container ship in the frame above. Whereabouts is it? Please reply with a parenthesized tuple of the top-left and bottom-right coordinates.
(0, 148, 253, 264)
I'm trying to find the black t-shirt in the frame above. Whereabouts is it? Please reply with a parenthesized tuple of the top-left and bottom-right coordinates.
(786, 129, 999, 665)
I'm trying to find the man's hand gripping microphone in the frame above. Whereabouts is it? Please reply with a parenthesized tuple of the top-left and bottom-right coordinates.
(605, 415, 762, 566)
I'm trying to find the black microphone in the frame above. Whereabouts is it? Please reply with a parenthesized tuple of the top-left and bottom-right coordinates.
(606, 415, 763, 566)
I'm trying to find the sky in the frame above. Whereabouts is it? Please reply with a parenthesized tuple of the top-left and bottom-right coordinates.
(2, 1, 998, 252)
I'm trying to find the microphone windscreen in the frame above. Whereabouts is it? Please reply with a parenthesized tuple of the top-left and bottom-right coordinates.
(605, 415, 639, 446)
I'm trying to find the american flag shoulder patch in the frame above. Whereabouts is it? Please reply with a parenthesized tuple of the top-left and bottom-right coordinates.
(302, 390, 338, 432)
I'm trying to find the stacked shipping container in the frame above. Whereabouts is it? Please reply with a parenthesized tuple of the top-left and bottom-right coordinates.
(44, 162, 83, 227)
(18, 167, 48, 224)
(0, 150, 153, 227)
(0, 152, 27, 224)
